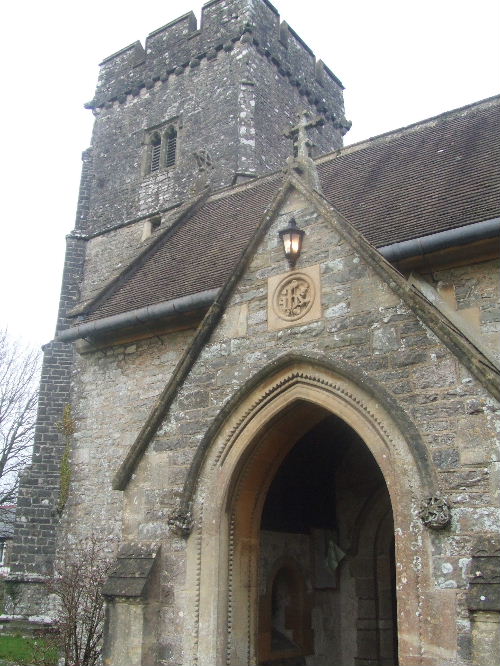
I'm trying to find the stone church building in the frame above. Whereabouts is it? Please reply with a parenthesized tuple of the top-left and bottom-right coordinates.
(10, 1, 500, 665)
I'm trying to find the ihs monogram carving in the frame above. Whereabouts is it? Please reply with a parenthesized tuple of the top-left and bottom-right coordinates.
(418, 494, 452, 530)
(267, 265, 321, 331)
(274, 273, 315, 321)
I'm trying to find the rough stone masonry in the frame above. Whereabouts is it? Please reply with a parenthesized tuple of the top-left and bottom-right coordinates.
(9, 1, 500, 665)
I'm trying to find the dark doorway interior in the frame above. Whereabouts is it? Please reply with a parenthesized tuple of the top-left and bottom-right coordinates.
(258, 414, 398, 666)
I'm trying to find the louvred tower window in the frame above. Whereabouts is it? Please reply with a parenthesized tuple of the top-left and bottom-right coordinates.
(165, 127, 177, 167)
(150, 133, 162, 172)
(144, 122, 178, 175)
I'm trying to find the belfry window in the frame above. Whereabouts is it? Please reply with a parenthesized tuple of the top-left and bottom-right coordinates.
(150, 133, 162, 172)
(144, 122, 178, 176)
(165, 127, 177, 167)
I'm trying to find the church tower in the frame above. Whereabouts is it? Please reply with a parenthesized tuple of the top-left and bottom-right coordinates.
(80, 0, 349, 236)
(10, 0, 349, 612)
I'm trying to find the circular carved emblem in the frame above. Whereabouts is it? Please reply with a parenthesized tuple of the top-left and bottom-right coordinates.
(273, 273, 315, 322)
(418, 494, 452, 530)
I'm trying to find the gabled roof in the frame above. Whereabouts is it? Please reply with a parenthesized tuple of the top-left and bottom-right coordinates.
(112, 174, 500, 491)
(77, 95, 500, 325)
(84, 175, 281, 323)
(317, 95, 500, 246)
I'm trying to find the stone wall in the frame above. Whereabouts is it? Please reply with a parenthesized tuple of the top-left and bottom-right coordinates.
(10, 233, 86, 579)
(14, 173, 499, 654)
(99, 191, 499, 664)
(60, 329, 196, 547)
(11, 1, 349, 596)
(11, 2, 499, 661)
(431, 259, 500, 362)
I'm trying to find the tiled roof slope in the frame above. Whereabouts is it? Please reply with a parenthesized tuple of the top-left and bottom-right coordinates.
(87, 176, 281, 321)
(317, 96, 500, 247)
(86, 96, 499, 323)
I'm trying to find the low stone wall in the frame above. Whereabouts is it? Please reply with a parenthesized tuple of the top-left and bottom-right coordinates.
(1, 579, 56, 621)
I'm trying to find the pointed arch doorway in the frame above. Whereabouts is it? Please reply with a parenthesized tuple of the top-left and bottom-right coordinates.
(186, 362, 434, 666)
(257, 412, 398, 666)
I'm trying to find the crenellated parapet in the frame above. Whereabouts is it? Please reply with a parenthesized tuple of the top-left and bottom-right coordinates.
(86, 0, 350, 132)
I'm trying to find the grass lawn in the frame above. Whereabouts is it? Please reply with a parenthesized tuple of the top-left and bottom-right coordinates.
(0, 634, 59, 665)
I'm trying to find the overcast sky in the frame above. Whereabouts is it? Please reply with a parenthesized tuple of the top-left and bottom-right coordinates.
(1, 0, 499, 350)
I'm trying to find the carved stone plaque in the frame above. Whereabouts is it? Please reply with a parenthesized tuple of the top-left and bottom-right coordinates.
(268, 265, 321, 331)
(275, 275, 314, 320)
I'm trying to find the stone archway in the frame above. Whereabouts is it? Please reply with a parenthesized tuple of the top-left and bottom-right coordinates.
(255, 411, 398, 665)
(183, 361, 449, 666)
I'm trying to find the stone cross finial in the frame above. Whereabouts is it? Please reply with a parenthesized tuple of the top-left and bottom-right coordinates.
(286, 110, 324, 159)
(283, 110, 325, 192)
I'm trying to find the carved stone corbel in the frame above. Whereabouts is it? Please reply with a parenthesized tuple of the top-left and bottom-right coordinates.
(418, 493, 452, 530)
(168, 510, 193, 537)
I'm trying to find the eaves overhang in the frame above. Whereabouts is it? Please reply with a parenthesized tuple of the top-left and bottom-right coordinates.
(55, 288, 220, 343)
(379, 217, 500, 264)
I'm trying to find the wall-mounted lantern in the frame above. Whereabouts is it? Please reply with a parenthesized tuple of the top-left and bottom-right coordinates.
(278, 218, 305, 268)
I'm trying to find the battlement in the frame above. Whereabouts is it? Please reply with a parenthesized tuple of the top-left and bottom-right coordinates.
(88, 0, 347, 127)
(145, 11, 198, 58)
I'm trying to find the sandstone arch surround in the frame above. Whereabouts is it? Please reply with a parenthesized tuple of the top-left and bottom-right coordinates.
(182, 359, 445, 666)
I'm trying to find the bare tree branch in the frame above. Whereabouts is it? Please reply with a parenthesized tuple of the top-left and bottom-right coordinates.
(0, 329, 40, 504)
(49, 535, 115, 666)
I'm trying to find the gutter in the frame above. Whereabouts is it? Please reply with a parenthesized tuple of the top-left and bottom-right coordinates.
(56, 218, 499, 344)
(56, 288, 220, 343)
(379, 218, 500, 263)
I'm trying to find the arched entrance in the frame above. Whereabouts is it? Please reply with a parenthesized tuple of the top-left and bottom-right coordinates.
(184, 361, 437, 666)
(258, 413, 398, 666)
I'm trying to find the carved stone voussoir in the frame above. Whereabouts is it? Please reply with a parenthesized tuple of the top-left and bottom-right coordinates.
(418, 494, 452, 530)
(168, 510, 193, 537)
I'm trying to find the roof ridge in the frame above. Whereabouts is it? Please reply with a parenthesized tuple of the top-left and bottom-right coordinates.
(316, 94, 500, 164)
